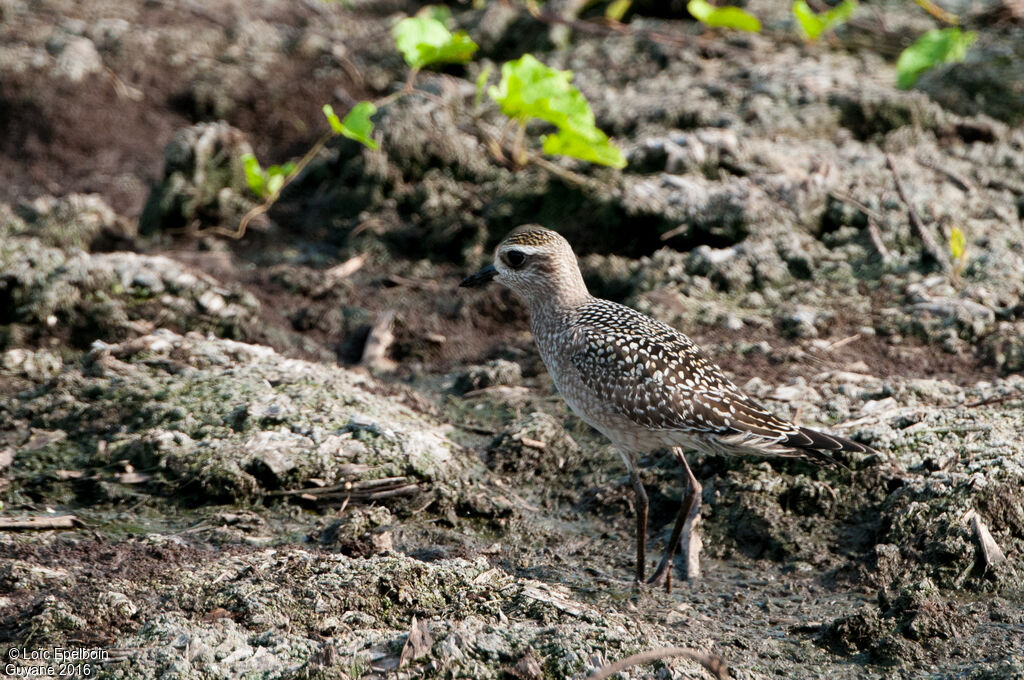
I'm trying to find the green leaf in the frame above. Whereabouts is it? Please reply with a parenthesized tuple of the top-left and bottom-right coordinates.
(324, 103, 379, 150)
(343, 102, 379, 150)
(950, 226, 965, 261)
(489, 55, 592, 131)
(687, 0, 761, 32)
(393, 14, 478, 70)
(489, 54, 625, 168)
(240, 153, 266, 198)
(822, 0, 857, 30)
(543, 129, 626, 168)
(896, 27, 977, 89)
(265, 172, 285, 197)
(793, 0, 856, 40)
(265, 163, 295, 197)
(793, 0, 824, 39)
(605, 0, 632, 22)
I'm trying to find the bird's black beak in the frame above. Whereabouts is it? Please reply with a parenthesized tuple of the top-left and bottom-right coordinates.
(459, 264, 497, 288)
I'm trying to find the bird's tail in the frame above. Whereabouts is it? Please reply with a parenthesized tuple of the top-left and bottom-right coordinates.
(785, 426, 876, 464)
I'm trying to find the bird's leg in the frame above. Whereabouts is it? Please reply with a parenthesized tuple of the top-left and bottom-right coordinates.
(630, 470, 649, 584)
(648, 448, 702, 587)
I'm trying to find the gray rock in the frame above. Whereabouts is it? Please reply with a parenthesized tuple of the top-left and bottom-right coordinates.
(52, 35, 103, 81)
(138, 122, 257, 235)
(779, 306, 826, 339)
(11, 194, 124, 251)
(0, 236, 261, 349)
(452, 359, 523, 394)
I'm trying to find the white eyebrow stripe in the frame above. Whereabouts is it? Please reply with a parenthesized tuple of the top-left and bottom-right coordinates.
(498, 244, 545, 255)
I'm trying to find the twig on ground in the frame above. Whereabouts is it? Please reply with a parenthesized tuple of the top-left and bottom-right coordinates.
(525, 153, 591, 188)
(361, 310, 396, 371)
(326, 254, 367, 281)
(916, 157, 975, 194)
(964, 391, 1024, 408)
(823, 334, 862, 351)
(587, 647, 730, 680)
(105, 67, 143, 101)
(454, 423, 500, 436)
(866, 219, 892, 263)
(885, 154, 948, 270)
(312, 254, 367, 297)
(913, 0, 960, 24)
(827, 190, 885, 223)
(268, 476, 410, 497)
(0, 515, 81, 531)
(660, 224, 690, 241)
(966, 510, 1006, 569)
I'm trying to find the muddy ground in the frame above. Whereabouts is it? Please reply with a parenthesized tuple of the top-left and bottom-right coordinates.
(1, 0, 1023, 677)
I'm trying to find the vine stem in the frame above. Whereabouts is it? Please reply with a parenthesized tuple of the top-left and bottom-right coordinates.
(513, 121, 527, 166)
(526, 153, 590, 187)
(200, 131, 333, 240)
(913, 0, 959, 24)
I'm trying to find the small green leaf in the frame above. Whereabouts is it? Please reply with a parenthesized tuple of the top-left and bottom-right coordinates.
(793, 0, 824, 39)
(324, 103, 379, 150)
(393, 14, 478, 70)
(793, 0, 856, 40)
(896, 27, 976, 89)
(240, 153, 266, 198)
(543, 129, 627, 169)
(687, 0, 761, 32)
(605, 0, 632, 22)
(341, 102, 379, 150)
(474, 65, 492, 107)
(265, 173, 285, 197)
(950, 226, 965, 261)
(260, 162, 297, 198)
(822, 0, 857, 29)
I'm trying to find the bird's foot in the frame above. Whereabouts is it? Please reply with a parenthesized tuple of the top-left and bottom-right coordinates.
(647, 519, 703, 590)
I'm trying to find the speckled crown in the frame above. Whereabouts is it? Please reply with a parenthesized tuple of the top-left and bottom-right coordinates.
(501, 226, 561, 248)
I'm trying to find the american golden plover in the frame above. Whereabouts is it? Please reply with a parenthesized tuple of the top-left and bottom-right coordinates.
(460, 225, 873, 587)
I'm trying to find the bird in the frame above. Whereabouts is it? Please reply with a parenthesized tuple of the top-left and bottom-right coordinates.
(460, 224, 874, 588)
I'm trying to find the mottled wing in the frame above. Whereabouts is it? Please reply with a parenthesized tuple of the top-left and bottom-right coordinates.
(567, 300, 798, 441)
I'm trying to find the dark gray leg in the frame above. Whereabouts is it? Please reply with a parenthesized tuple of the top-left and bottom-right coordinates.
(630, 470, 649, 584)
(648, 448, 702, 587)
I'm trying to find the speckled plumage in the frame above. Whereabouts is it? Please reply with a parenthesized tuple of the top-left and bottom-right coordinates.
(483, 226, 871, 461)
(501, 226, 562, 248)
(461, 224, 873, 584)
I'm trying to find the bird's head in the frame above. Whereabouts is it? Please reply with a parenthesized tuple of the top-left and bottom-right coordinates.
(459, 225, 589, 308)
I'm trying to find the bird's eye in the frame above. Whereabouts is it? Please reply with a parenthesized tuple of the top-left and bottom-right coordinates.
(504, 250, 526, 268)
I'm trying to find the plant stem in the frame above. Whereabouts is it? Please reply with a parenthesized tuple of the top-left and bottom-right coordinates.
(203, 131, 333, 240)
(913, 0, 959, 24)
(513, 121, 527, 166)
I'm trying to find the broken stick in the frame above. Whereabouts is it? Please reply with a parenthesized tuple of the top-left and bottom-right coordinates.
(0, 515, 80, 531)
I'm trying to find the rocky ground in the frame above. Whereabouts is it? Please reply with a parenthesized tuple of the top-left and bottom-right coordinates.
(2, 0, 1023, 678)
